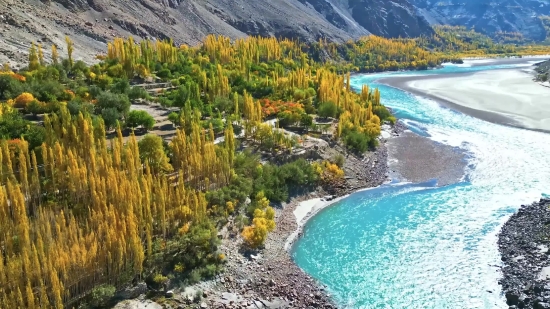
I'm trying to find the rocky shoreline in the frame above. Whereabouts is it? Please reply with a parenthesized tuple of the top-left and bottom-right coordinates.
(112, 117, 474, 309)
(189, 122, 402, 309)
(113, 122, 404, 309)
(498, 198, 550, 309)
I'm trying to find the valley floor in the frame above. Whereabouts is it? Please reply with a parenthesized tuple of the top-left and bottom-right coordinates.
(379, 62, 550, 132)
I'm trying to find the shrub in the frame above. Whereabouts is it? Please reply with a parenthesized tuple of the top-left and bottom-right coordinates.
(344, 130, 370, 153)
(111, 79, 130, 94)
(318, 101, 337, 118)
(168, 112, 180, 126)
(373, 106, 392, 121)
(107, 64, 124, 78)
(293, 89, 306, 101)
(14, 92, 35, 108)
(300, 113, 313, 128)
(128, 86, 149, 100)
(153, 273, 169, 285)
(26, 100, 46, 115)
(157, 68, 172, 79)
(333, 154, 345, 168)
(89, 284, 116, 308)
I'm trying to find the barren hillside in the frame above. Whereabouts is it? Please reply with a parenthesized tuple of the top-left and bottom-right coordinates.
(0, 0, 434, 66)
(411, 0, 550, 41)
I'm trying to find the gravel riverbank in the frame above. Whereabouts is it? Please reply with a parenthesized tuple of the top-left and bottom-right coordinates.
(386, 131, 467, 186)
(189, 124, 399, 309)
(498, 198, 550, 309)
(115, 119, 469, 309)
(186, 120, 469, 309)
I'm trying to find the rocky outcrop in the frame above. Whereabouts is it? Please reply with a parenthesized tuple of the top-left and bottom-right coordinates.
(498, 198, 550, 309)
(535, 60, 550, 81)
(410, 0, 549, 42)
(349, 0, 435, 38)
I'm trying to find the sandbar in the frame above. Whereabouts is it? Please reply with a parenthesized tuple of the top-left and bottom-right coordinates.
(380, 68, 550, 132)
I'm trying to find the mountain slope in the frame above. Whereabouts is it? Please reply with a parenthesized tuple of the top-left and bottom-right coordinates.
(410, 0, 550, 41)
(0, 0, 434, 66)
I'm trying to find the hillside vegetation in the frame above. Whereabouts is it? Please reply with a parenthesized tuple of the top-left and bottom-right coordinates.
(0, 29, 549, 308)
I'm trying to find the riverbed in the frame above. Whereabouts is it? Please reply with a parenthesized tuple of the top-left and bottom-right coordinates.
(379, 68, 550, 132)
(291, 58, 550, 309)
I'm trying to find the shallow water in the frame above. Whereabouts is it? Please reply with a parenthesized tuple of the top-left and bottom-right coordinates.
(291, 62, 550, 309)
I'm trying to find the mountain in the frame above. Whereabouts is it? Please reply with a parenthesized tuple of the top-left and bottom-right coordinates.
(0, 0, 434, 66)
(410, 0, 550, 42)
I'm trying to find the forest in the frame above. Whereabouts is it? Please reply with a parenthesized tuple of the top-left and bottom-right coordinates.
(316, 26, 550, 73)
(0, 29, 548, 308)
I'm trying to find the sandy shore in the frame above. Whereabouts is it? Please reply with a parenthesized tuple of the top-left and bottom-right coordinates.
(285, 195, 350, 251)
(450, 57, 549, 67)
(379, 68, 550, 132)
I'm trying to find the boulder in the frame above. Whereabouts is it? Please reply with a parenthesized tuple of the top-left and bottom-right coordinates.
(115, 282, 147, 300)
(506, 291, 520, 305)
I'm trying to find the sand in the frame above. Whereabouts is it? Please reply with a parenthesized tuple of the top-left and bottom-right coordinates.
(285, 195, 348, 250)
(381, 67, 550, 132)
(293, 198, 323, 225)
(448, 57, 548, 68)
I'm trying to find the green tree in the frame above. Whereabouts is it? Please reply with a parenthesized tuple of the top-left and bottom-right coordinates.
(126, 110, 155, 131)
(111, 79, 130, 94)
(138, 134, 173, 174)
(0, 75, 25, 100)
(96, 92, 131, 117)
(101, 107, 121, 130)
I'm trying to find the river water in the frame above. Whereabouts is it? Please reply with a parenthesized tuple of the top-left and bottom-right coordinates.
(291, 62, 550, 309)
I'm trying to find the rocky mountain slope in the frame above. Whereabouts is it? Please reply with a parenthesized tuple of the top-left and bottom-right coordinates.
(0, 0, 434, 66)
(410, 0, 550, 41)
(535, 60, 550, 81)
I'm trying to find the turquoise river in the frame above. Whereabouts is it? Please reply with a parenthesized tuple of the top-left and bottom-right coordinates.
(291, 61, 550, 309)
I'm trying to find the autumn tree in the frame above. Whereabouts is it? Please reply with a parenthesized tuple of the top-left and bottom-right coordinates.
(241, 191, 276, 248)
(51, 44, 59, 65)
(28, 42, 40, 71)
(65, 36, 74, 67)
